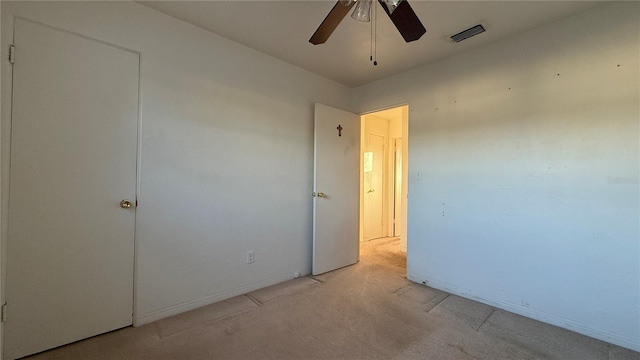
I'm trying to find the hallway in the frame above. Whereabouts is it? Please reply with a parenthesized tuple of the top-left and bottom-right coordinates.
(25, 238, 637, 360)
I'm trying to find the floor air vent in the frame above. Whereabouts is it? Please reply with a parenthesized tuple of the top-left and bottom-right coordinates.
(450, 24, 486, 43)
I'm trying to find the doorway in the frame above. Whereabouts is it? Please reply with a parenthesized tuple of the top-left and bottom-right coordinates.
(359, 105, 409, 259)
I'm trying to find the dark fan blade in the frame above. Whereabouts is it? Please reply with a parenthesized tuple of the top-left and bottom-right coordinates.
(309, 1, 355, 45)
(379, 0, 426, 43)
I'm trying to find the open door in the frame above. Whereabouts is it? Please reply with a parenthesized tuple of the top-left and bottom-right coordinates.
(312, 104, 359, 275)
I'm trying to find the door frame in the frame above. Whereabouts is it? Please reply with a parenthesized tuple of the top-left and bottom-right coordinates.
(392, 137, 403, 237)
(0, 16, 143, 358)
(358, 104, 409, 252)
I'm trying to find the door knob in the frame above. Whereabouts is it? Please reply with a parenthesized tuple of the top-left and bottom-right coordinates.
(120, 199, 133, 209)
(313, 192, 326, 198)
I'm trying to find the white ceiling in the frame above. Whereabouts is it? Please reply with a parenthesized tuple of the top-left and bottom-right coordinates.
(138, 1, 602, 87)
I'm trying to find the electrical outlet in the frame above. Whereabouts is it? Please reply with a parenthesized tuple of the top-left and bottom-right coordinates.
(294, 272, 301, 278)
(247, 250, 255, 264)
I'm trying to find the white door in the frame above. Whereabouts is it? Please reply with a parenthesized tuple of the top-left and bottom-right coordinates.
(363, 134, 385, 240)
(312, 104, 359, 275)
(5, 19, 139, 359)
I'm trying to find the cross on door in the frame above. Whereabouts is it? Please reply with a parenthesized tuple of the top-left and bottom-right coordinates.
(337, 124, 343, 137)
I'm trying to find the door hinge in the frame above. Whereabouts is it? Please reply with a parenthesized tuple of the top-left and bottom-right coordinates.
(1, 302, 7, 322)
(8, 45, 15, 64)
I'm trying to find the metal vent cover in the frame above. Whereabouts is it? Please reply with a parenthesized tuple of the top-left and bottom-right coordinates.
(450, 24, 486, 43)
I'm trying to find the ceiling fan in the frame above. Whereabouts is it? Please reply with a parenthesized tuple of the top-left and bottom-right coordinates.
(309, 0, 426, 45)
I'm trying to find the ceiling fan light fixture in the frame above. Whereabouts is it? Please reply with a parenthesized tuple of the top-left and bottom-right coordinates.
(382, 0, 402, 14)
(351, 0, 372, 22)
(309, 0, 425, 45)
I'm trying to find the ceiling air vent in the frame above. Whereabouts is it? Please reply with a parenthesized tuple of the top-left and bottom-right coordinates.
(450, 24, 486, 43)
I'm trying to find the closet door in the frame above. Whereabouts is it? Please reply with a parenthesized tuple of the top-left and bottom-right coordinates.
(6, 19, 138, 359)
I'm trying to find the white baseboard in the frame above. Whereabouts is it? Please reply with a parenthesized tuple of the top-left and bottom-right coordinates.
(134, 273, 293, 326)
(407, 273, 640, 352)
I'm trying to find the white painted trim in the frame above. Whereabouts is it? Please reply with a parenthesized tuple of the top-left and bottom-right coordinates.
(407, 273, 640, 352)
(131, 47, 143, 331)
(359, 102, 409, 117)
(134, 273, 293, 326)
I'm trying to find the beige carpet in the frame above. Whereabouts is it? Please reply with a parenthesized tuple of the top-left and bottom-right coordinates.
(26, 237, 639, 360)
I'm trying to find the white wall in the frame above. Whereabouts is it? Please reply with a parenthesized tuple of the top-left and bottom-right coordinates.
(0, 0, 352, 328)
(353, 2, 639, 351)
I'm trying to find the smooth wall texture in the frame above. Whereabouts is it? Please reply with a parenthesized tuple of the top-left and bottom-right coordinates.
(354, 2, 640, 351)
(0, 1, 352, 326)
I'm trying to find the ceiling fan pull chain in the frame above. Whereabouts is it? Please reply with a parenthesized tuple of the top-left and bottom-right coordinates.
(370, 5, 374, 62)
(373, 2, 378, 66)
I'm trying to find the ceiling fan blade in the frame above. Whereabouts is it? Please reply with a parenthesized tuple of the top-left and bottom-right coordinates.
(379, 0, 426, 43)
(309, 1, 356, 45)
